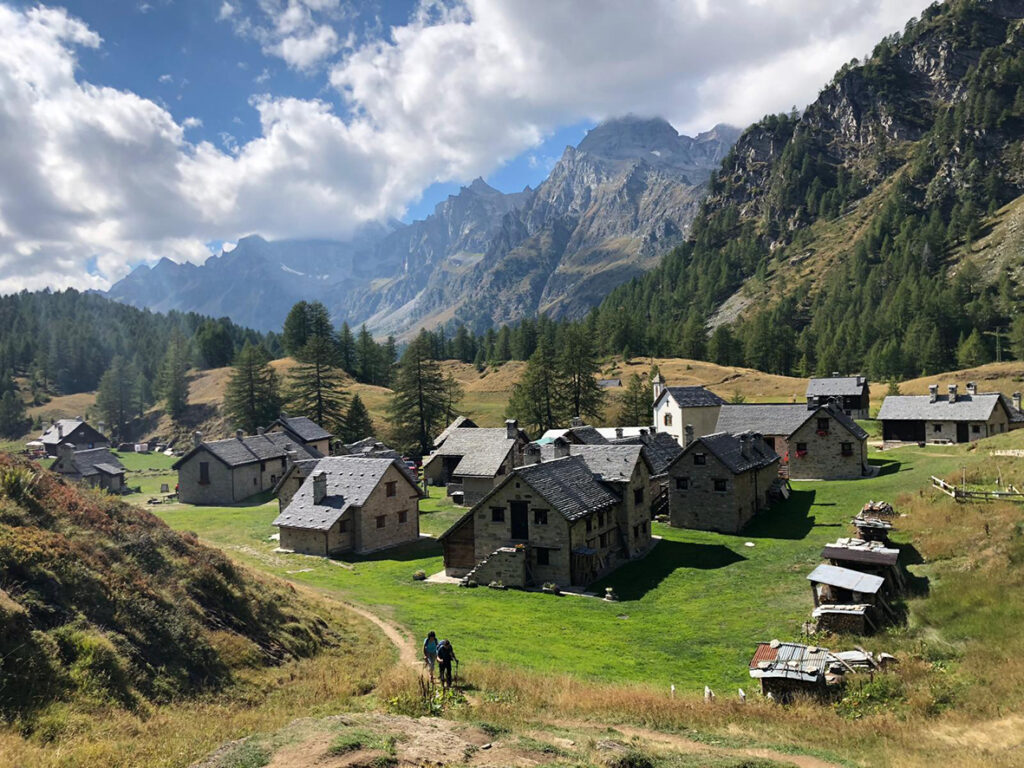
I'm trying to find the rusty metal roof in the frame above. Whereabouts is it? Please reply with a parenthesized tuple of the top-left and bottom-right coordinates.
(749, 641, 832, 682)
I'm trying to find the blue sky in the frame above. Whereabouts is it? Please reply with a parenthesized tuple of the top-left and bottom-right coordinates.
(0, 0, 930, 291)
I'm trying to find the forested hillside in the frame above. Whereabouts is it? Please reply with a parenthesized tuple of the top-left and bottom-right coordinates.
(579, 0, 1024, 378)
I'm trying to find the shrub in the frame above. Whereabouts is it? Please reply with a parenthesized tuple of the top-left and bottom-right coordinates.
(412, 570, 427, 581)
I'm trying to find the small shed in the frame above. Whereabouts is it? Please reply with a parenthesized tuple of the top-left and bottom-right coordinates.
(812, 603, 876, 634)
(748, 641, 840, 701)
(822, 538, 904, 592)
(807, 564, 891, 633)
(852, 513, 893, 542)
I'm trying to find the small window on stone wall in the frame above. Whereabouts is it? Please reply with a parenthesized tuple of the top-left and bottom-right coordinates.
(398, 509, 408, 524)
(933, 423, 942, 433)
(535, 547, 549, 566)
(599, 532, 608, 548)
(694, 453, 706, 465)
(841, 442, 853, 457)
(491, 507, 505, 522)
(386, 481, 397, 497)
(972, 424, 981, 434)
(664, 413, 673, 427)
(199, 462, 210, 485)
(713, 478, 727, 492)
(376, 515, 386, 529)
(534, 509, 548, 525)
(634, 488, 644, 505)
(339, 519, 349, 533)
(676, 477, 689, 490)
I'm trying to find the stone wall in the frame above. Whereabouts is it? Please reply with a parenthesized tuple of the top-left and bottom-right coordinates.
(280, 526, 328, 556)
(461, 476, 497, 507)
(177, 447, 290, 505)
(668, 450, 758, 533)
(616, 461, 654, 558)
(468, 546, 527, 588)
(786, 415, 866, 480)
(352, 463, 421, 554)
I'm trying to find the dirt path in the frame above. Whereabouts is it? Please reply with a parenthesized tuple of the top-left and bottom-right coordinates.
(336, 599, 420, 668)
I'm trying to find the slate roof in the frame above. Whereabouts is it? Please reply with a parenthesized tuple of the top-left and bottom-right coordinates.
(539, 444, 648, 483)
(715, 404, 867, 440)
(41, 419, 107, 447)
(999, 394, 1024, 423)
(610, 431, 682, 475)
(806, 376, 867, 397)
(173, 432, 319, 470)
(432, 416, 477, 448)
(272, 456, 410, 531)
(807, 563, 885, 594)
(822, 538, 899, 567)
(672, 431, 779, 475)
(749, 641, 832, 683)
(273, 414, 332, 442)
(514, 456, 619, 522)
(51, 447, 125, 478)
(563, 425, 608, 445)
(427, 428, 516, 478)
(877, 393, 1003, 422)
(659, 386, 726, 408)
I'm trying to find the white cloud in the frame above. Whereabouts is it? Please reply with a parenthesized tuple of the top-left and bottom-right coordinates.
(0, 0, 934, 293)
(223, 0, 348, 72)
(157, 72, 172, 83)
(218, 2, 236, 21)
(182, 116, 202, 129)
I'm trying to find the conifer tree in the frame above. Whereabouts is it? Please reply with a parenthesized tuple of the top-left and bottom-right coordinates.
(286, 336, 349, 434)
(387, 331, 448, 455)
(957, 328, 991, 368)
(340, 393, 374, 443)
(560, 324, 605, 422)
(507, 338, 567, 435)
(224, 342, 282, 434)
(95, 356, 137, 440)
(157, 331, 190, 421)
(617, 373, 652, 426)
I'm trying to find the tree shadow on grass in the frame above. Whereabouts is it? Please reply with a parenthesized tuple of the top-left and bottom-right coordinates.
(343, 537, 442, 564)
(894, 542, 930, 597)
(743, 488, 816, 540)
(591, 539, 746, 601)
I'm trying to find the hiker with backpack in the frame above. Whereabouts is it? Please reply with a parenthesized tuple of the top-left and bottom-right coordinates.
(436, 638, 458, 688)
(422, 631, 439, 676)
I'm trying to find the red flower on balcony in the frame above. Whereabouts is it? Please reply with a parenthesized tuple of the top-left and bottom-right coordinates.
(796, 450, 808, 458)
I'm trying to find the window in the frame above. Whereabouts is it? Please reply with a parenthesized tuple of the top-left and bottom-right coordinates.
(585, 518, 593, 533)
(796, 442, 808, 456)
(598, 512, 605, 527)
(491, 507, 505, 523)
(260, 460, 266, 472)
(376, 515, 386, 529)
(599, 532, 609, 548)
(398, 509, 408, 524)
(535, 548, 549, 566)
(633, 524, 639, 539)
(693, 453, 706, 465)
(253, 477, 258, 486)
(280, 457, 287, 469)
(816, 418, 829, 434)
(933, 423, 942, 433)
(841, 442, 853, 457)
(676, 477, 689, 490)
(385, 481, 397, 497)
(339, 519, 349, 533)
(199, 461, 210, 485)
(533, 509, 548, 525)
(714, 478, 727, 492)
(972, 424, 981, 434)
(663, 413, 673, 427)
(634, 488, 644, 505)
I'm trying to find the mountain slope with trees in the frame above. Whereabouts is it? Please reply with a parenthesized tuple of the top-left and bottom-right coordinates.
(583, 0, 1024, 379)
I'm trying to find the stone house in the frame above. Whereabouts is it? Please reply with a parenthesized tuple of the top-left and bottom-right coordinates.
(439, 450, 653, 588)
(666, 431, 780, 533)
(877, 383, 1024, 445)
(715, 402, 868, 480)
(266, 412, 333, 456)
(173, 429, 320, 505)
(49, 444, 125, 492)
(611, 429, 683, 515)
(273, 457, 423, 557)
(432, 415, 477, 449)
(651, 376, 726, 446)
(40, 419, 110, 456)
(422, 419, 529, 505)
(806, 375, 870, 419)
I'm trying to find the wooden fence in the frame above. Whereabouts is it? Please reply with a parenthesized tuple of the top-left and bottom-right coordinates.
(930, 475, 1024, 503)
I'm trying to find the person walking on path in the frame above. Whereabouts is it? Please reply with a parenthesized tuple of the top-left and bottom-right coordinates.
(423, 631, 438, 676)
(436, 638, 458, 689)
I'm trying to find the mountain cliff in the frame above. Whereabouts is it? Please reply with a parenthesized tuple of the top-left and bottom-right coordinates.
(587, 0, 1024, 379)
(106, 118, 738, 334)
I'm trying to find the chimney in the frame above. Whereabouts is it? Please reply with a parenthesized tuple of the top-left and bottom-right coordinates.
(193, 430, 202, 447)
(56, 423, 64, 438)
(639, 428, 648, 437)
(652, 373, 665, 402)
(279, 410, 289, 419)
(806, 395, 816, 410)
(525, 444, 542, 466)
(615, 427, 623, 439)
(257, 426, 265, 435)
(929, 384, 938, 403)
(966, 381, 977, 396)
(312, 470, 327, 504)
(1014, 392, 1022, 413)
(236, 429, 244, 440)
(58, 441, 75, 465)
(569, 416, 584, 428)
(553, 436, 571, 459)
(684, 424, 694, 447)
(831, 371, 840, 378)
(739, 434, 750, 459)
(505, 419, 519, 440)
(948, 384, 958, 404)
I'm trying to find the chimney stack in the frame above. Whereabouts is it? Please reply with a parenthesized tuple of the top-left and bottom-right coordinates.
(312, 470, 327, 504)
(806, 395, 816, 411)
(257, 426, 265, 435)
(58, 441, 75, 465)
(56, 423, 64, 438)
(929, 384, 938, 403)
(553, 436, 571, 459)
(948, 384, 958, 403)
(831, 371, 840, 378)
(193, 431, 202, 447)
(966, 381, 977, 396)
(236, 429, 244, 440)
(739, 434, 750, 459)
(615, 427, 623, 439)
(525, 444, 542, 466)
(684, 424, 694, 447)
(505, 419, 519, 440)
(1015, 392, 1022, 413)
(569, 416, 583, 428)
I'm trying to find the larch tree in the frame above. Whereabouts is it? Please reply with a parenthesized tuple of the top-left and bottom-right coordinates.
(285, 336, 349, 435)
(559, 324, 605, 422)
(95, 356, 138, 440)
(387, 331, 448, 456)
(617, 373, 652, 426)
(157, 330, 190, 422)
(340, 393, 375, 443)
(507, 338, 567, 435)
(224, 342, 282, 434)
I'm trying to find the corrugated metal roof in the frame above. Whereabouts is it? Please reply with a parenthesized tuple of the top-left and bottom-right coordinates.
(748, 641, 832, 682)
(807, 563, 885, 594)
